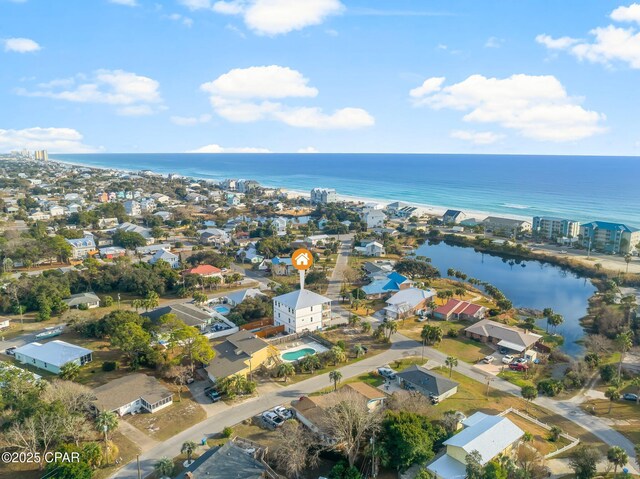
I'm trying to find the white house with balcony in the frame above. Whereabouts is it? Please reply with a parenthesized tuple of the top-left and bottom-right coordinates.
(273, 289, 332, 334)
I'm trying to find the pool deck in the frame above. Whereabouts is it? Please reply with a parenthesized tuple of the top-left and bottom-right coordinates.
(276, 337, 329, 353)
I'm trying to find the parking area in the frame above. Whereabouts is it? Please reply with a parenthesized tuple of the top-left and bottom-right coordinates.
(473, 352, 531, 376)
(187, 380, 231, 417)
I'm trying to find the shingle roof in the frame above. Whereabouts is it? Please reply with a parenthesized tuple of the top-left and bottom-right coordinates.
(14, 340, 92, 368)
(143, 303, 212, 327)
(385, 288, 435, 308)
(464, 319, 541, 349)
(396, 364, 459, 396)
(93, 374, 172, 411)
(444, 412, 524, 464)
(206, 331, 269, 379)
(188, 441, 268, 479)
(64, 292, 100, 307)
(273, 289, 331, 310)
(225, 288, 265, 305)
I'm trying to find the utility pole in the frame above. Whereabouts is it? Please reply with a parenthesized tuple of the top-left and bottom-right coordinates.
(137, 455, 141, 479)
(370, 433, 378, 478)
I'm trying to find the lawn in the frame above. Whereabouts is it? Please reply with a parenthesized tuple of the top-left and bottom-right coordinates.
(125, 389, 207, 442)
(504, 412, 570, 456)
(94, 431, 141, 479)
(580, 396, 640, 443)
(397, 318, 494, 363)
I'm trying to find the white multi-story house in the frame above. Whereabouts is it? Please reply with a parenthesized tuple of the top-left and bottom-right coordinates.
(532, 216, 580, 240)
(362, 203, 386, 228)
(273, 289, 332, 334)
(66, 234, 97, 260)
(310, 188, 337, 204)
(123, 200, 141, 216)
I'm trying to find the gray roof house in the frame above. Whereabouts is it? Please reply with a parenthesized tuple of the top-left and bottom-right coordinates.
(64, 292, 101, 309)
(225, 288, 266, 306)
(464, 319, 542, 353)
(93, 374, 173, 416)
(396, 364, 459, 402)
(205, 330, 271, 381)
(143, 303, 214, 330)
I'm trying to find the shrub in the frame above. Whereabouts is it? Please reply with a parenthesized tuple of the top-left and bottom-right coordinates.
(600, 364, 617, 383)
(78, 303, 89, 311)
(446, 328, 458, 338)
(103, 295, 114, 307)
(102, 361, 118, 372)
(222, 426, 233, 438)
(537, 378, 564, 397)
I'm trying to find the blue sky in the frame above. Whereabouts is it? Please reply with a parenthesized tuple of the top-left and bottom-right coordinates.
(1, 0, 639, 155)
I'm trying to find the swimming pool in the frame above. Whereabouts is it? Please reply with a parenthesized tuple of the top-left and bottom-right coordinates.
(214, 305, 230, 315)
(281, 347, 316, 361)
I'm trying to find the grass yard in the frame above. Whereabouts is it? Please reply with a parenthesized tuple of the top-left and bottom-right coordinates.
(125, 390, 207, 442)
(94, 431, 141, 479)
(504, 412, 570, 456)
(397, 318, 494, 363)
(580, 396, 640, 443)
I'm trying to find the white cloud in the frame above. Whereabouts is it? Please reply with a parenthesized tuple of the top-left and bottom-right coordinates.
(537, 6, 640, 69)
(611, 3, 640, 24)
(167, 13, 194, 27)
(450, 130, 504, 145)
(535, 34, 580, 50)
(181, 0, 344, 35)
(409, 77, 445, 98)
(201, 65, 374, 129)
(412, 74, 605, 142)
(484, 36, 503, 48)
(17, 69, 164, 115)
(298, 146, 319, 153)
(3, 37, 41, 53)
(187, 143, 271, 153)
(274, 106, 374, 129)
(170, 114, 212, 125)
(0, 127, 98, 153)
(201, 65, 318, 99)
(109, 0, 138, 6)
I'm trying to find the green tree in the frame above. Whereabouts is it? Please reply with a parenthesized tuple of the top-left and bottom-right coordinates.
(465, 450, 484, 479)
(445, 356, 458, 378)
(329, 370, 343, 391)
(328, 461, 363, 479)
(331, 346, 347, 365)
(276, 362, 295, 382)
(59, 362, 81, 381)
(606, 446, 628, 478)
(181, 441, 198, 465)
(361, 321, 372, 334)
(110, 322, 151, 368)
(548, 426, 562, 442)
(569, 446, 601, 479)
(614, 331, 633, 381)
(112, 230, 147, 249)
(521, 385, 537, 412)
(605, 386, 620, 414)
(352, 344, 365, 358)
(379, 410, 444, 472)
(154, 457, 174, 478)
(482, 460, 508, 479)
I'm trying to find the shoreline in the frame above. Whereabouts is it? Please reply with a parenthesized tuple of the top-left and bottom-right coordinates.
(49, 157, 530, 222)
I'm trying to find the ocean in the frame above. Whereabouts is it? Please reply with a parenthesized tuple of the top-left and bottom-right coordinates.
(50, 153, 640, 226)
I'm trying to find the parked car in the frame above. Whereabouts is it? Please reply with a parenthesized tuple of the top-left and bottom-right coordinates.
(502, 355, 515, 364)
(509, 362, 529, 372)
(205, 389, 221, 402)
(273, 406, 293, 420)
(622, 393, 638, 402)
(429, 393, 440, 405)
(262, 411, 284, 428)
(482, 355, 495, 364)
(498, 347, 509, 355)
(514, 357, 528, 364)
(5, 346, 16, 356)
(377, 367, 397, 380)
(186, 377, 195, 384)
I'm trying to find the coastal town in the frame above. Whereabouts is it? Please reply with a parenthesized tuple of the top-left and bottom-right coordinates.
(0, 152, 639, 479)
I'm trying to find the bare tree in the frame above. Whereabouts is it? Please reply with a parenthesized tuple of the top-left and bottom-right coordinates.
(42, 379, 94, 414)
(320, 389, 383, 467)
(272, 420, 320, 478)
(516, 444, 549, 479)
(164, 365, 192, 401)
(4, 410, 65, 469)
(584, 334, 612, 355)
(387, 390, 432, 416)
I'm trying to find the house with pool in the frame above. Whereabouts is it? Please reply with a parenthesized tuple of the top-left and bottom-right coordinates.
(273, 289, 332, 334)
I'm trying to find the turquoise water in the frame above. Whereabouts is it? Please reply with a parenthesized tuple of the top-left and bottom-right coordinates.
(282, 347, 316, 361)
(415, 241, 595, 355)
(214, 305, 230, 315)
(51, 153, 640, 226)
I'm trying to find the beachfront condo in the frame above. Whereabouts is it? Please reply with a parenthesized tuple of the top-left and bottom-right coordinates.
(532, 216, 580, 241)
(579, 221, 640, 255)
(310, 187, 337, 204)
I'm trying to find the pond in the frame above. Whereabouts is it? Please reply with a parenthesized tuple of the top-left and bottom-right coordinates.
(414, 241, 596, 355)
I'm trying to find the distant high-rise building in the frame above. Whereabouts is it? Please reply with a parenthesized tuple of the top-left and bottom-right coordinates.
(310, 187, 337, 204)
(34, 150, 48, 161)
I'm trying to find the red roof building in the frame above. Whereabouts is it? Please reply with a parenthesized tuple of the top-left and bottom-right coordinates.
(182, 265, 223, 277)
(433, 299, 486, 321)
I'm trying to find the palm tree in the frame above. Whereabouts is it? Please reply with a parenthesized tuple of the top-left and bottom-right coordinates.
(631, 377, 640, 405)
(95, 410, 118, 464)
(624, 254, 632, 274)
(607, 446, 628, 478)
(605, 386, 620, 414)
(276, 362, 295, 382)
(384, 321, 398, 340)
(352, 344, 365, 358)
(615, 331, 633, 381)
(154, 457, 174, 479)
(361, 321, 372, 334)
(543, 307, 554, 333)
(329, 370, 343, 391)
(330, 346, 347, 365)
(181, 441, 198, 465)
(445, 356, 458, 378)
